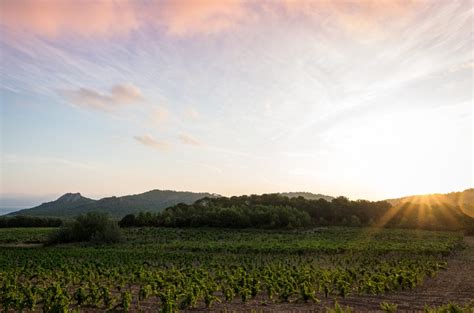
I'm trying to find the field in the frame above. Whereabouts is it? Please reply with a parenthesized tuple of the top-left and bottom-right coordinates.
(1, 227, 473, 312)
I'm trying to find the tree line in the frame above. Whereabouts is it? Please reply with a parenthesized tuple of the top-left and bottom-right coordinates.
(0, 215, 62, 228)
(119, 194, 474, 232)
(119, 194, 391, 228)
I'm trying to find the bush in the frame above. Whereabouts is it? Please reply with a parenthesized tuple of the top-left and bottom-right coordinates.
(118, 214, 136, 228)
(48, 212, 121, 244)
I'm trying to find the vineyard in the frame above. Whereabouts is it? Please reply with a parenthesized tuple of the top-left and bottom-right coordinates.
(0, 227, 471, 312)
(0, 227, 55, 244)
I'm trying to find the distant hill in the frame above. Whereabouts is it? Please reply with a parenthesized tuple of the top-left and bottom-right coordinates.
(9, 190, 219, 219)
(0, 208, 22, 215)
(387, 189, 474, 218)
(8, 193, 95, 217)
(279, 192, 334, 201)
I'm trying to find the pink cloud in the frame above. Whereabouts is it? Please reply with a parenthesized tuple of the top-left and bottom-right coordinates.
(110, 84, 143, 103)
(1, 0, 139, 37)
(0, 0, 425, 39)
(157, 0, 249, 36)
(1, 0, 250, 38)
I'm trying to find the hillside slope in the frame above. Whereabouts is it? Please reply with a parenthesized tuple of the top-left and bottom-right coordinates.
(9, 190, 218, 218)
(387, 189, 474, 218)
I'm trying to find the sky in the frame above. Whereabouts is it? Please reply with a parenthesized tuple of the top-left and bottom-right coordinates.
(0, 0, 473, 206)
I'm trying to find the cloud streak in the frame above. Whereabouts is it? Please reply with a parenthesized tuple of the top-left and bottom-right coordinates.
(62, 83, 142, 111)
(134, 134, 169, 151)
(179, 134, 201, 146)
(3, 154, 97, 170)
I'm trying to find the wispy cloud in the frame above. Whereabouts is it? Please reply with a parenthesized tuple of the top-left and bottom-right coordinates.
(176, 160, 223, 173)
(461, 61, 474, 69)
(61, 83, 142, 111)
(278, 0, 424, 40)
(179, 134, 201, 146)
(184, 107, 200, 120)
(3, 154, 97, 170)
(150, 107, 170, 126)
(134, 134, 169, 151)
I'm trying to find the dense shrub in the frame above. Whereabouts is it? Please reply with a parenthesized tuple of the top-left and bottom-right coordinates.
(48, 212, 121, 244)
(0, 215, 62, 228)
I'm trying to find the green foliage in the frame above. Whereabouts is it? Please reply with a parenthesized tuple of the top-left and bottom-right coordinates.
(120, 291, 132, 312)
(326, 301, 353, 313)
(48, 212, 121, 244)
(43, 284, 70, 313)
(101, 286, 115, 309)
(380, 301, 398, 312)
(73, 287, 86, 306)
(424, 302, 473, 313)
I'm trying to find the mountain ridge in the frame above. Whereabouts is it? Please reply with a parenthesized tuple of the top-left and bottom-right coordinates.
(9, 189, 219, 218)
(7, 188, 474, 220)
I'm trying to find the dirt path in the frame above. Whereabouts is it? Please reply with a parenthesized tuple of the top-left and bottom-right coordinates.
(198, 237, 474, 312)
